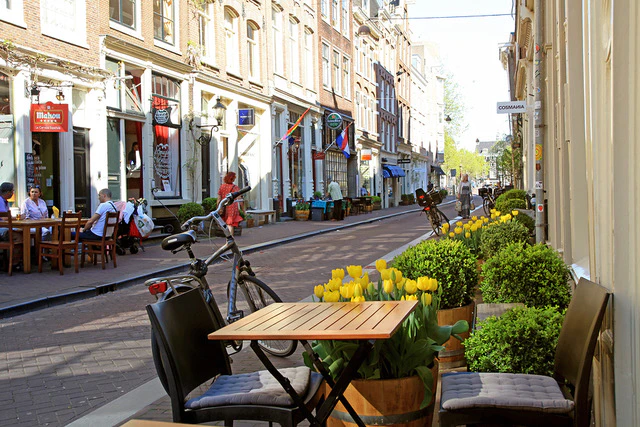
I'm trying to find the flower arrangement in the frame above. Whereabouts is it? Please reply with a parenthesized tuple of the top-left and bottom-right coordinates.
(305, 260, 469, 408)
(295, 201, 310, 211)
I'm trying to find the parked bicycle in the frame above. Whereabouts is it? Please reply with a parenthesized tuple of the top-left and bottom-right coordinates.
(415, 188, 449, 235)
(144, 186, 297, 393)
(479, 186, 498, 216)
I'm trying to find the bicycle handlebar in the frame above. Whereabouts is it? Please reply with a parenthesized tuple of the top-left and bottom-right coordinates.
(181, 186, 252, 231)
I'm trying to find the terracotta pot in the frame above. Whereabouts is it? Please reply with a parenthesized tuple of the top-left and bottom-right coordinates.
(246, 218, 255, 228)
(327, 362, 438, 427)
(437, 300, 475, 368)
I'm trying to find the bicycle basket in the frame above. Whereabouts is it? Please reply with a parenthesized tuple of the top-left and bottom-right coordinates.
(428, 190, 443, 205)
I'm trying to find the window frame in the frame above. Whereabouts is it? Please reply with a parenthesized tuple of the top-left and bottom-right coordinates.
(272, 7, 284, 75)
(224, 7, 240, 73)
(0, 0, 26, 28)
(247, 21, 260, 80)
(322, 42, 331, 89)
(153, 0, 177, 48)
(332, 49, 341, 95)
(304, 28, 314, 89)
(40, 0, 88, 48)
(198, 3, 215, 65)
(342, 55, 350, 99)
(289, 17, 300, 83)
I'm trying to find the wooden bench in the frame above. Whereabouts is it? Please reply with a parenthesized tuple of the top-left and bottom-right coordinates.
(245, 209, 276, 225)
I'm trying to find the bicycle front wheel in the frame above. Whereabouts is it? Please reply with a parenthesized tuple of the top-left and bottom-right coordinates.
(229, 275, 298, 357)
(483, 198, 492, 216)
(429, 208, 449, 235)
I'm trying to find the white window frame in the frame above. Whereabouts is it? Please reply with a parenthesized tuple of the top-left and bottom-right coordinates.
(320, 0, 328, 21)
(322, 42, 331, 89)
(342, 56, 350, 99)
(289, 18, 300, 83)
(272, 7, 284, 75)
(304, 29, 314, 89)
(153, 0, 180, 53)
(0, 0, 26, 28)
(341, 0, 349, 35)
(247, 21, 260, 80)
(40, 0, 88, 48)
(224, 7, 239, 73)
(332, 50, 341, 95)
(355, 90, 361, 124)
(198, 4, 215, 65)
(332, 0, 339, 29)
(109, 0, 142, 39)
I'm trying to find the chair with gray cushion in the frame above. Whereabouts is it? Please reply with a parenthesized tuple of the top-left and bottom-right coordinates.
(146, 288, 324, 426)
(439, 278, 610, 427)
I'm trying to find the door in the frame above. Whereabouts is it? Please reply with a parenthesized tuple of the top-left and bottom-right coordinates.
(201, 137, 210, 199)
(107, 118, 122, 200)
(73, 128, 91, 216)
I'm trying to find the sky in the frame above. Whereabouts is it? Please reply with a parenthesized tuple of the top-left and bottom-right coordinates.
(407, 0, 515, 151)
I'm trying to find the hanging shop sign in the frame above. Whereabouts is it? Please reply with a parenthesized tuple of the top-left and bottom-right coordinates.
(360, 149, 372, 161)
(312, 151, 325, 160)
(152, 95, 181, 127)
(496, 101, 527, 114)
(326, 112, 343, 130)
(238, 109, 255, 126)
(30, 102, 68, 132)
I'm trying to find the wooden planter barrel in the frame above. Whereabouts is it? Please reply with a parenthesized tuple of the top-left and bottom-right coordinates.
(295, 210, 310, 221)
(327, 362, 438, 427)
(437, 301, 475, 369)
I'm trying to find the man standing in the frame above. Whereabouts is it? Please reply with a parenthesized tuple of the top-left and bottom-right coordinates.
(326, 176, 344, 221)
(79, 188, 118, 241)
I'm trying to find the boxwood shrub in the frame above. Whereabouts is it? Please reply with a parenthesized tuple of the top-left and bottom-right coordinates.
(480, 243, 571, 308)
(479, 220, 530, 259)
(202, 197, 218, 213)
(393, 239, 477, 309)
(177, 202, 205, 223)
(495, 197, 527, 213)
(464, 306, 565, 376)
(497, 188, 527, 201)
(514, 212, 535, 234)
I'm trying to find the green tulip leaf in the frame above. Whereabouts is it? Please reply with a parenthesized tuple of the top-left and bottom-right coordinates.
(414, 365, 435, 409)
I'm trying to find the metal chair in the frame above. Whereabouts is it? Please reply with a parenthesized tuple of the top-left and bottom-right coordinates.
(146, 288, 325, 426)
(38, 211, 82, 275)
(0, 212, 24, 276)
(439, 278, 610, 427)
(81, 211, 119, 269)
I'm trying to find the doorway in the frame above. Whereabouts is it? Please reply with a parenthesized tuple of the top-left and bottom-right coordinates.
(30, 132, 60, 210)
(73, 128, 91, 217)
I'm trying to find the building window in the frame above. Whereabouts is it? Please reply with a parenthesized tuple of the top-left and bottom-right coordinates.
(247, 21, 259, 79)
(355, 90, 361, 124)
(153, 0, 174, 44)
(354, 37, 360, 73)
(289, 18, 300, 83)
(342, 56, 350, 99)
(332, 50, 341, 94)
(272, 7, 283, 75)
(109, 0, 135, 28)
(341, 0, 348, 34)
(224, 7, 239, 72)
(362, 41, 368, 78)
(324, 150, 348, 194)
(0, 0, 25, 27)
(40, 0, 87, 47)
(198, 4, 215, 64)
(321, 0, 328, 19)
(332, 0, 339, 28)
(322, 43, 330, 89)
(105, 59, 145, 114)
(304, 29, 314, 88)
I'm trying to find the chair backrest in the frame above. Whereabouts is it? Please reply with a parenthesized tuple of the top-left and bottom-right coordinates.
(0, 211, 15, 245)
(146, 289, 232, 405)
(62, 212, 82, 243)
(102, 211, 119, 243)
(553, 277, 610, 425)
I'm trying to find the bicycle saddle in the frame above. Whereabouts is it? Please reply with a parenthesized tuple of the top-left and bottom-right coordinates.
(161, 230, 197, 251)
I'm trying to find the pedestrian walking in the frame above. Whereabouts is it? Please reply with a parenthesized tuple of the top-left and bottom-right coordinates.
(457, 173, 472, 219)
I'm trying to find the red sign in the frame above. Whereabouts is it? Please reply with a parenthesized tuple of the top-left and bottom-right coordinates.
(30, 102, 69, 132)
(312, 152, 325, 160)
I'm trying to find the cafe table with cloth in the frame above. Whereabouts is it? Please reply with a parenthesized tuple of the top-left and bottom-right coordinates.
(208, 300, 418, 427)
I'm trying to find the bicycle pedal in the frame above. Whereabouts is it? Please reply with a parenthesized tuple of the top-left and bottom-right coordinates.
(227, 310, 244, 323)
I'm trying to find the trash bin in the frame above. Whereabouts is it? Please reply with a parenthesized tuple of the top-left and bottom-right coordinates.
(311, 207, 325, 221)
(273, 197, 281, 222)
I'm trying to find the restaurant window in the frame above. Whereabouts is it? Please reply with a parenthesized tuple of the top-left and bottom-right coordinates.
(151, 74, 181, 198)
(324, 150, 347, 194)
(105, 58, 143, 115)
(288, 111, 304, 198)
(109, 0, 135, 29)
(153, 0, 174, 45)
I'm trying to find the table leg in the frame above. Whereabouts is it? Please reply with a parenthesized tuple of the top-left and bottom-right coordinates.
(22, 227, 31, 274)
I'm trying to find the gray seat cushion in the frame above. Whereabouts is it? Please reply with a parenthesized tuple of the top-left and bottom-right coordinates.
(441, 372, 574, 414)
(185, 366, 311, 409)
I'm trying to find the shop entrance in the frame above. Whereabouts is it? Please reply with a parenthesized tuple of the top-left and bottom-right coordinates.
(73, 128, 91, 217)
(107, 117, 144, 201)
(29, 132, 60, 211)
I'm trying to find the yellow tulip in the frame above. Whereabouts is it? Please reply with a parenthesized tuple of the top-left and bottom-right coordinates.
(454, 227, 463, 235)
(375, 259, 387, 272)
(324, 290, 340, 302)
(429, 278, 439, 292)
(332, 268, 345, 280)
(417, 277, 430, 291)
(472, 216, 478, 221)
(314, 285, 325, 299)
(362, 272, 370, 285)
(405, 294, 418, 301)
(396, 277, 406, 290)
(351, 295, 365, 303)
(381, 268, 392, 281)
(392, 268, 403, 284)
(404, 279, 418, 294)
(470, 224, 478, 232)
(400, 295, 405, 301)
(512, 210, 520, 216)
(456, 221, 462, 227)
(442, 222, 450, 231)
(354, 283, 363, 297)
(421, 292, 432, 306)
(490, 208, 496, 214)
(327, 278, 342, 291)
(383, 279, 395, 294)
(367, 282, 376, 295)
(340, 285, 354, 300)
(449, 232, 455, 238)
(483, 217, 489, 223)
(463, 223, 471, 230)
(495, 210, 501, 216)
(465, 232, 471, 238)
(347, 265, 363, 279)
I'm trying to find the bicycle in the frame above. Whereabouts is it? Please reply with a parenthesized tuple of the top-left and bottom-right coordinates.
(415, 188, 449, 236)
(144, 186, 297, 393)
(479, 186, 502, 216)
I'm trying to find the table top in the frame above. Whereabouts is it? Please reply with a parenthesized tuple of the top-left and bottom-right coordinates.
(208, 301, 418, 341)
(10, 217, 87, 226)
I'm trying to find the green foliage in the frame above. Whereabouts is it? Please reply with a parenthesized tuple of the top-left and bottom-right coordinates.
(480, 220, 530, 259)
(497, 189, 527, 201)
(239, 208, 246, 220)
(514, 212, 535, 234)
(201, 197, 217, 213)
(480, 243, 571, 308)
(313, 191, 323, 199)
(177, 202, 205, 223)
(371, 196, 381, 203)
(464, 306, 565, 376)
(495, 197, 527, 213)
(295, 202, 310, 211)
(393, 239, 477, 309)
(401, 194, 415, 204)
(439, 189, 448, 198)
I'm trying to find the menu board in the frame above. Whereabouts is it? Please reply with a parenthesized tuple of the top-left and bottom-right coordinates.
(25, 152, 44, 191)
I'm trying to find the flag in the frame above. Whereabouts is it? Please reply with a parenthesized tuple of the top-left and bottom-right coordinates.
(335, 123, 351, 158)
(278, 107, 311, 144)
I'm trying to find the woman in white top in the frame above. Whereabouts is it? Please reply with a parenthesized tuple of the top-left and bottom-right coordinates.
(457, 174, 472, 219)
(20, 185, 51, 239)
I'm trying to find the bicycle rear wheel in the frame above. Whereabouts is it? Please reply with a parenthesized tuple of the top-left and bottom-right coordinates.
(483, 198, 492, 216)
(229, 275, 298, 357)
(429, 208, 449, 235)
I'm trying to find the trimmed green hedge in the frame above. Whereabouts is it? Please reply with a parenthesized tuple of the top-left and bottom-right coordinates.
(177, 202, 205, 223)
(514, 212, 535, 234)
(480, 220, 530, 259)
(202, 197, 218, 213)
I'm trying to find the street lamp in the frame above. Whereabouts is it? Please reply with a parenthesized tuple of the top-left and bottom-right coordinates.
(196, 96, 227, 144)
(445, 115, 452, 123)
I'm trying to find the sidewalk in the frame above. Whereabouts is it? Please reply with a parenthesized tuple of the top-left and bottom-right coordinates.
(0, 203, 435, 318)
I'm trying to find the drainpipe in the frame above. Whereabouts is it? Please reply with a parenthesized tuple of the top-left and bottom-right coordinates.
(534, 0, 546, 243)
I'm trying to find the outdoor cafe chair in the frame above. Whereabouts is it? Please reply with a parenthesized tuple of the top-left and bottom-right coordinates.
(0, 212, 24, 276)
(439, 277, 611, 427)
(38, 211, 82, 275)
(81, 211, 119, 270)
(146, 288, 325, 426)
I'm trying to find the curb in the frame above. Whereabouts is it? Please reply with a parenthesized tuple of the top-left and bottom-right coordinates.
(0, 208, 424, 319)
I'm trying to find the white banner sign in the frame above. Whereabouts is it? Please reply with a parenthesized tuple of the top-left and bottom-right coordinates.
(496, 101, 527, 114)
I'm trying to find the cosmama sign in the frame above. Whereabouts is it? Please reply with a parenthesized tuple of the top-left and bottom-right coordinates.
(30, 102, 69, 132)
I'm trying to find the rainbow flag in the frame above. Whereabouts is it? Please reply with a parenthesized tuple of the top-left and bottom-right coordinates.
(278, 107, 311, 143)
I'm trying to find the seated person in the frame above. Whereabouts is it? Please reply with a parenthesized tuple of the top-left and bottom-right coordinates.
(0, 182, 23, 270)
(79, 188, 118, 241)
(20, 185, 51, 240)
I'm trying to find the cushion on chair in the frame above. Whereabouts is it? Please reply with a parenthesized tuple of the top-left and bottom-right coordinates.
(185, 366, 311, 409)
(441, 372, 574, 414)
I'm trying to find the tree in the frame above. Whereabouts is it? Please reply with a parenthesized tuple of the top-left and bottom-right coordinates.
(490, 136, 523, 187)
(443, 70, 468, 142)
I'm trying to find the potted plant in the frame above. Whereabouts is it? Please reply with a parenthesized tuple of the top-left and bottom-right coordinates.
(371, 195, 382, 210)
(400, 194, 410, 205)
(294, 201, 310, 221)
(201, 197, 218, 213)
(393, 239, 478, 367)
(345, 200, 352, 216)
(313, 191, 323, 200)
(307, 261, 468, 426)
(245, 212, 255, 228)
(177, 202, 205, 224)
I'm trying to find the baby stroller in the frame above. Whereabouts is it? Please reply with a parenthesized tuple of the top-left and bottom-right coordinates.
(115, 198, 147, 255)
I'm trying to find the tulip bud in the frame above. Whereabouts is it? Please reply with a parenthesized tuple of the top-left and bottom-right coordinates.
(421, 292, 432, 306)
(354, 283, 363, 297)
(314, 285, 325, 299)
(332, 268, 345, 280)
(375, 259, 387, 272)
(383, 279, 394, 294)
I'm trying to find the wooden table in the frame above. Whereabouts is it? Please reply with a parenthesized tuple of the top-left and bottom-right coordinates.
(11, 218, 86, 273)
(209, 300, 418, 426)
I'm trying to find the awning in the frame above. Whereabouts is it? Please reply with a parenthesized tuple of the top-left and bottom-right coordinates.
(382, 165, 406, 178)
(382, 168, 390, 178)
(431, 165, 445, 176)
